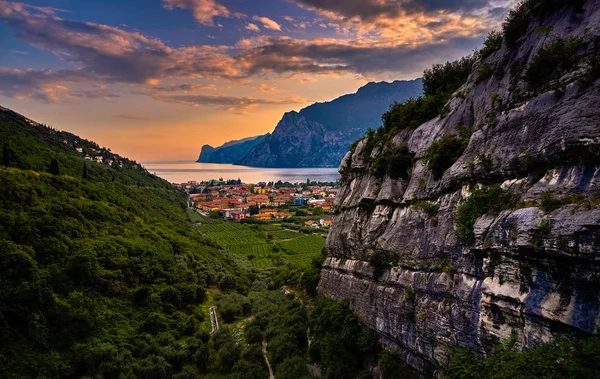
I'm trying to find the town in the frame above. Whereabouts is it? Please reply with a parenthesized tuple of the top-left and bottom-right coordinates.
(176, 179, 338, 228)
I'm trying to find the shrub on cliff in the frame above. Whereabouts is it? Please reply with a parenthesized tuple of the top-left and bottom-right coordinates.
(372, 144, 414, 179)
(479, 31, 504, 60)
(454, 185, 518, 242)
(423, 126, 473, 179)
(524, 37, 583, 86)
(423, 55, 477, 96)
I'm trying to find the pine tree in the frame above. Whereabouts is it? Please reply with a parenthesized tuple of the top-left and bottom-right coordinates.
(83, 162, 88, 179)
(49, 159, 60, 175)
(2, 143, 9, 168)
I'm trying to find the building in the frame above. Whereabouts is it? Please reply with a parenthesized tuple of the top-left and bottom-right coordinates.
(231, 211, 248, 222)
(253, 213, 272, 221)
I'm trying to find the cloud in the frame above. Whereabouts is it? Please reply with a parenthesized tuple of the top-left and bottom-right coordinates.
(293, 0, 494, 21)
(245, 23, 260, 32)
(252, 16, 282, 31)
(150, 92, 309, 114)
(257, 84, 282, 94)
(114, 113, 151, 120)
(235, 35, 481, 78)
(0, 0, 512, 107)
(162, 0, 239, 26)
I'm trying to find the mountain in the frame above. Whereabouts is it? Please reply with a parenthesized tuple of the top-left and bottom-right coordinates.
(197, 133, 269, 164)
(320, 0, 600, 376)
(237, 79, 423, 168)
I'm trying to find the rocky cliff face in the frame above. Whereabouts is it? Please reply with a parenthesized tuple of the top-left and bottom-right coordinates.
(319, 1, 600, 376)
(238, 79, 423, 168)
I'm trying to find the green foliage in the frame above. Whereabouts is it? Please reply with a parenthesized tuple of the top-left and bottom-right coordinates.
(217, 293, 251, 323)
(423, 55, 477, 96)
(309, 298, 379, 379)
(372, 144, 414, 179)
(503, 0, 586, 46)
(312, 206, 325, 216)
(540, 191, 562, 212)
(369, 250, 398, 280)
(381, 92, 453, 132)
(249, 291, 308, 375)
(444, 336, 600, 379)
(422, 127, 473, 179)
(475, 62, 503, 84)
(2, 143, 9, 168)
(49, 158, 60, 175)
(379, 350, 416, 379)
(455, 185, 518, 242)
(413, 201, 440, 218)
(524, 37, 583, 86)
(0, 169, 249, 378)
(479, 30, 504, 60)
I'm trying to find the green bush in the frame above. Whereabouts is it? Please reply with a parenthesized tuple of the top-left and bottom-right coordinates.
(381, 93, 450, 132)
(369, 250, 398, 280)
(503, 0, 586, 46)
(479, 31, 504, 60)
(475, 62, 503, 84)
(539, 191, 563, 212)
(524, 37, 583, 86)
(455, 185, 518, 242)
(423, 136, 466, 179)
(413, 201, 440, 218)
(372, 144, 414, 179)
(380, 350, 416, 379)
(423, 55, 477, 96)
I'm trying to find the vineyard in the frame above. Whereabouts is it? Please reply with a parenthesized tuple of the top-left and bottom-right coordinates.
(279, 234, 326, 268)
(190, 211, 325, 269)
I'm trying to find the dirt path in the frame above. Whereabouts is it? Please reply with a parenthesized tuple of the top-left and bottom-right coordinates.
(262, 340, 275, 379)
(209, 306, 219, 334)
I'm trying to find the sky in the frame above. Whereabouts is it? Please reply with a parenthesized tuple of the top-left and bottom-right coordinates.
(0, 0, 516, 162)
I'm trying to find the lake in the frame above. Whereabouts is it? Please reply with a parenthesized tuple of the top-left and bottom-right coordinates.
(143, 162, 341, 184)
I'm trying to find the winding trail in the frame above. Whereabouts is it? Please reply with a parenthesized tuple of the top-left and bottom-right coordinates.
(262, 340, 275, 379)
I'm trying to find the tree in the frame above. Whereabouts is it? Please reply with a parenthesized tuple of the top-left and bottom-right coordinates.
(313, 207, 325, 216)
(83, 162, 89, 179)
(2, 143, 9, 168)
(49, 159, 60, 175)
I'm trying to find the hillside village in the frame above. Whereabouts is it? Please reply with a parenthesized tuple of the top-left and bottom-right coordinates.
(177, 180, 337, 227)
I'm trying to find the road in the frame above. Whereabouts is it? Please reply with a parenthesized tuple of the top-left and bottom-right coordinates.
(209, 306, 219, 334)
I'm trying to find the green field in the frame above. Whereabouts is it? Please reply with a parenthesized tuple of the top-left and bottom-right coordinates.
(192, 214, 325, 269)
(280, 234, 326, 267)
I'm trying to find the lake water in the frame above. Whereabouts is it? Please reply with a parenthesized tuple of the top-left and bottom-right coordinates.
(144, 162, 341, 184)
